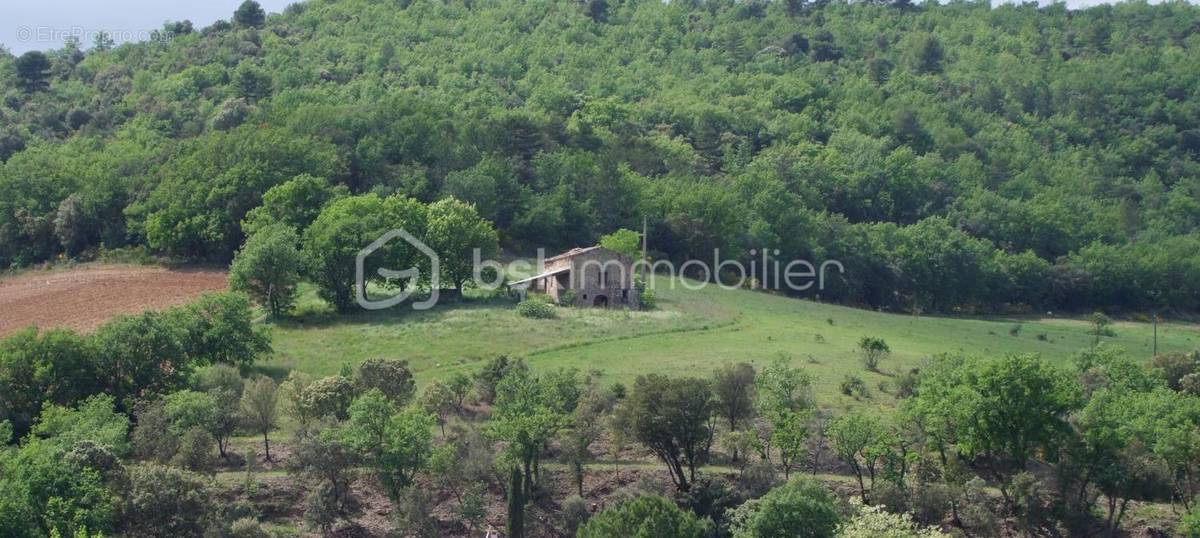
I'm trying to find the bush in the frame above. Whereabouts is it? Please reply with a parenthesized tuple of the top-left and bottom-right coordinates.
(857, 337, 890, 371)
(473, 356, 527, 404)
(737, 460, 780, 499)
(869, 481, 910, 514)
(909, 483, 954, 526)
(577, 495, 709, 538)
(640, 289, 657, 310)
(840, 375, 868, 397)
(394, 488, 436, 538)
(516, 297, 556, 319)
(172, 426, 217, 474)
(895, 369, 920, 399)
(727, 477, 840, 538)
(1181, 503, 1200, 538)
(838, 499, 951, 538)
(354, 358, 416, 406)
(122, 464, 216, 538)
(559, 289, 577, 305)
(1182, 373, 1200, 396)
(228, 518, 270, 538)
(1010, 472, 1051, 536)
(561, 495, 592, 536)
(677, 476, 742, 532)
(1153, 351, 1199, 391)
(958, 478, 999, 536)
(298, 376, 357, 421)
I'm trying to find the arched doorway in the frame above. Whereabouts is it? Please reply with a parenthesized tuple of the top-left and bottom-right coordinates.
(592, 295, 609, 308)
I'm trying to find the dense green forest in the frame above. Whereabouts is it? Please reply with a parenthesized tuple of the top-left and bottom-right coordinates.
(3, 0, 1200, 313)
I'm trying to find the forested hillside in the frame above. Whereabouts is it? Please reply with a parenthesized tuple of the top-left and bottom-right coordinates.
(2, 0, 1199, 312)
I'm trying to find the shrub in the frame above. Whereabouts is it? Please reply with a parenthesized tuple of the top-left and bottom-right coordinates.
(394, 488, 436, 538)
(457, 485, 487, 533)
(840, 375, 868, 397)
(677, 476, 742, 532)
(857, 337, 890, 371)
(909, 483, 954, 526)
(727, 477, 840, 538)
(228, 518, 270, 538)
(1089, 311, 1115, 342)
(289, 431, 358, 533)
(353, 358, 416, 406)
(1182, 373, 1200, 396)
(561, 495, 592, 536)
(838, 499, 951, 538)
(298, 376, 357, 421)
(1180, 503, 1200, 538)
(1010, 472, 1051, 536)
(132, 400, 177, 462)
(737, 460, 780, 499)
(210, 98, 251, 131)
(559, 289, 577, 305)
(516, 297, 556, 319)
(895, 368, 920, 399)
(172, 426, 217, 474)
(474, 356, 527, 404)
(868, 481, 909, 513)
(578, 495, 709, 538)
(122, 464, 216, 538)
(959, 478, 999, 536)
(639, 289, 657, 310)
(1153, 351, 1199, 391)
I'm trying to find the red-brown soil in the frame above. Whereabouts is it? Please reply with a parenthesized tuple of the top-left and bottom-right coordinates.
(0, 264, 228, 337)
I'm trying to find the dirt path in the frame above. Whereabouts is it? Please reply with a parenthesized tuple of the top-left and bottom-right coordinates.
(0, 264, 228, 337)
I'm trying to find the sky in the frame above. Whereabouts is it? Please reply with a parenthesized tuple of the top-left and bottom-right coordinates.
(0, 0, 1180, 55)
(0, 0, 297, 54)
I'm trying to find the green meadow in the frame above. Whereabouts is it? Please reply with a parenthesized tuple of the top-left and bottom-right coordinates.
(262, 275, 1199, 411)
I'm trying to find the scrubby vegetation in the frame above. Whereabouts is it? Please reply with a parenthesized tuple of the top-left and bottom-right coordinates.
(3, 290, 1198, 536)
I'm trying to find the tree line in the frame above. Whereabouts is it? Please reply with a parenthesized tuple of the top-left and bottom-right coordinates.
(2, 0, 1199, 312)
(227, 173, 499, 315)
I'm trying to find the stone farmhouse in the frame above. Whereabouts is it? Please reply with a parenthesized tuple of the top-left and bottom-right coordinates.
(511, 246, 640, 308)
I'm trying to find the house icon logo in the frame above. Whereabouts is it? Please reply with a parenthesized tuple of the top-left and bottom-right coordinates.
(355, 229, 440, 311)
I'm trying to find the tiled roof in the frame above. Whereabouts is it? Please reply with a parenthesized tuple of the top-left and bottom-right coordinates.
(544, 245, 602, 262)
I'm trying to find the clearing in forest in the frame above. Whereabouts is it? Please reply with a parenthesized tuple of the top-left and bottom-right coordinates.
(0, 264, 228, 337)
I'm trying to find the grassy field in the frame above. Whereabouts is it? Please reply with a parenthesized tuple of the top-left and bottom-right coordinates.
(261, 275, 1200, 411)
